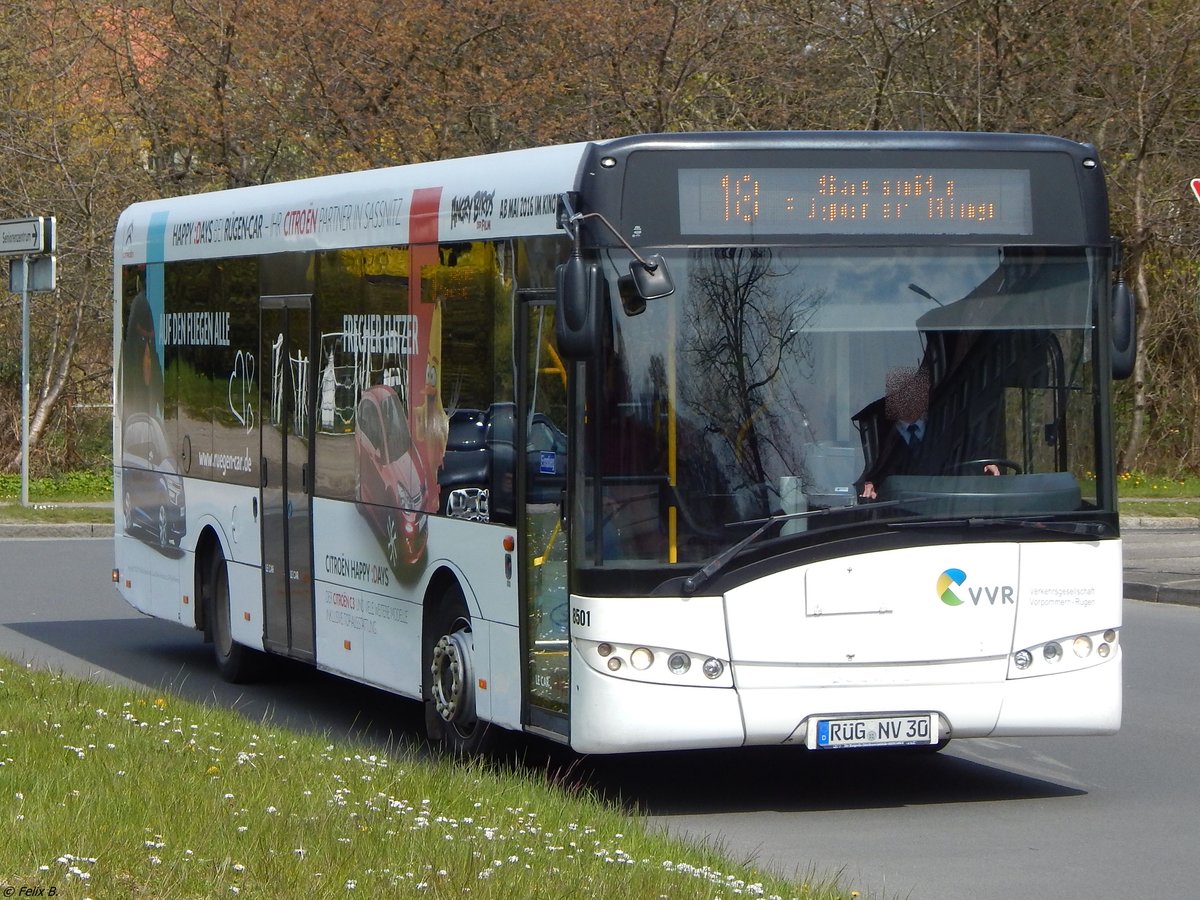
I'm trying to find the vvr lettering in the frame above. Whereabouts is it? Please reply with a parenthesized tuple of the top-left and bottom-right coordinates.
(968, 585, 1015, 605)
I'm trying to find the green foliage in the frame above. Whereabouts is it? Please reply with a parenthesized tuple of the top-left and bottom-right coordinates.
(0, 472, 113, 502)
(31, 408, 114, 476)
(1, 0, 1198, 475)
(1116, 470, 1200, 498)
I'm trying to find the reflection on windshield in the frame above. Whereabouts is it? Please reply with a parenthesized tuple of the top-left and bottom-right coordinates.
(582, 247, 1102, 572)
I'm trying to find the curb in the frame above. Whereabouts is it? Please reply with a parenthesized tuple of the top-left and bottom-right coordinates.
(0, 523, 114, 539)
(1122, 516, 1200, 530)
(1123, 581, 1200, 607)
(1122, 517, 1200, 606)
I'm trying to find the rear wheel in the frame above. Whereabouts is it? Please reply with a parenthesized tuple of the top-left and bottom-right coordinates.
(424, 586, 492, 755)
(207, 548, 261, 683)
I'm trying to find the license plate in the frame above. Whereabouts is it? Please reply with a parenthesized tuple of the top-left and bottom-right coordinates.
(808, 713, 937, 749)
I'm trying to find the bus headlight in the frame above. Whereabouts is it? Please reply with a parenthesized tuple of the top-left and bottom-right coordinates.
(702, 657, 725, 680)
(1009, 628, 1119, 679)
(575, 638, 730, 687)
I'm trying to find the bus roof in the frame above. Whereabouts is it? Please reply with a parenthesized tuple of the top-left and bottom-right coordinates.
(115, 141, 591, 265)
(114, 131, 1104, 265)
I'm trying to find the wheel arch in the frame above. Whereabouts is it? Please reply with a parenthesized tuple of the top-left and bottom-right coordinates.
(421, 564, 474, 635)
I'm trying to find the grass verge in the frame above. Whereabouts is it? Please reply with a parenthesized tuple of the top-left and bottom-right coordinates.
(0, 503, 112, 525)
(1119, 500, 1200, 518)
(0, 473, 113, 525)
(0, 660, 847, 899)
(1116, 472, 1200, 519)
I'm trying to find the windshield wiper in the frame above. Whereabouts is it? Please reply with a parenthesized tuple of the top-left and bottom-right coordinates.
(681, 500, 910, 595)
(891, 516, 1110, 537)
(679, 502, 1100, 595)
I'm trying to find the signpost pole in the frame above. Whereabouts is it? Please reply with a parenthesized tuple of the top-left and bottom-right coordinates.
(20, 255, 31, 507)
(1, 216, 56, 507)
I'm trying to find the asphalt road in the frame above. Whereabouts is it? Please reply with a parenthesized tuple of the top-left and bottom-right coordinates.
(641, 594, 1199, 900)
(0, 538, 426, 744)
(1122, 525, 1200, 603)
(2, 538, 1198, 900)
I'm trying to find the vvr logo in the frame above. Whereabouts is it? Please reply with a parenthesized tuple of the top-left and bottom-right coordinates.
(937, 568, 1014, 607)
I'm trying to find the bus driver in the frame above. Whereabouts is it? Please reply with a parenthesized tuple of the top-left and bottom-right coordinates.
(857, 366, 999, 500)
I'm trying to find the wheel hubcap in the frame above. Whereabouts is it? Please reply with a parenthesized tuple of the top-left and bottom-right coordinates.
(430, 628, 473, 725)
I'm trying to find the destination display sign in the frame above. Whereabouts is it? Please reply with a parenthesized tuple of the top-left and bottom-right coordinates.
(678, 167, 1033, 237)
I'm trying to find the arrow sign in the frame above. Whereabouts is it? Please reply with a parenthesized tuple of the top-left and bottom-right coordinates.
(0, 217, 46, 256)
(1192, 178, 1200, 204)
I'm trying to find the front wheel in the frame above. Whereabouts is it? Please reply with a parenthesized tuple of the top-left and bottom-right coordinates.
(424, 587, 493, 755)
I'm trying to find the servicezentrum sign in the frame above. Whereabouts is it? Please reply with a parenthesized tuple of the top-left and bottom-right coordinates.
(0, 217, 54, 256)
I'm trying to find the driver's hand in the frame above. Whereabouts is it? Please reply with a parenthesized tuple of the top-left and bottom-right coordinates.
(859, 481, 878, 500)
(983, 464, 1000, 476)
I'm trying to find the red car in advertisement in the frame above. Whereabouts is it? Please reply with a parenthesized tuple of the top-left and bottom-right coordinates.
(354, 384, 429, 569)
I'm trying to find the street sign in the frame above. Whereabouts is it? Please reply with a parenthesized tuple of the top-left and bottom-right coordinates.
(9, 255, 56, 292)
(1192, 178, 1200, 205)
(0, 217, 52, 256)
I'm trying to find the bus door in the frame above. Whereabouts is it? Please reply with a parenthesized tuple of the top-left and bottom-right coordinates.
(523, 300, 571, 734)
(259, 294, 316, 661)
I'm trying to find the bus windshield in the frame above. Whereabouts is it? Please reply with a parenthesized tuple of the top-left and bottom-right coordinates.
(581, 245, 1106, 579)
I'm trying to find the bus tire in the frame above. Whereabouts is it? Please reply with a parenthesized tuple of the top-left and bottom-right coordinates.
(207, 548, 261, 684)
(424, 585, 492, 755)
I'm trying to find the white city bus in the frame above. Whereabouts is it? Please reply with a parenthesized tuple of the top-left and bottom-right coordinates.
(113, 132, 1132, 754)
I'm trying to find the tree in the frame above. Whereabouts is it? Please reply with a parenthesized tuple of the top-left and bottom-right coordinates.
(0, 0, 149, 472)
(2, 0, 1198, 475)
(1083, 1, 1200, 470)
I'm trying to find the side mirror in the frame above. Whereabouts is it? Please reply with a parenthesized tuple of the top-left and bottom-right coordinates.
(617, 254, 674, 317)
(555, 256, 606, 360)
(1111, 280, 1136, 380)
(630, 254, 674, 302)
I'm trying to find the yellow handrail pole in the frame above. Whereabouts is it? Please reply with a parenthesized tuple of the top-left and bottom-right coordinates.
(545, 340, 568, 388)
(533, 516, 562, 567)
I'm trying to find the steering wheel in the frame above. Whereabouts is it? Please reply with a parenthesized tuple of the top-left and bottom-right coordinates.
(952, 458, 1023, 474)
